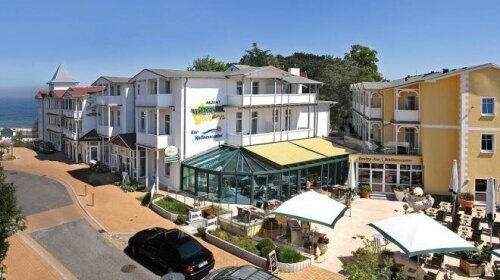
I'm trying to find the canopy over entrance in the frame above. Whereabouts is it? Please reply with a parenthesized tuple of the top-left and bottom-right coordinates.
(369, 213, 475, 257)
(273, 190, 348, 228)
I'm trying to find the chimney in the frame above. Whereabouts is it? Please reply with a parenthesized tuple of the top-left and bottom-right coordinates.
(288, 68, 300, 76)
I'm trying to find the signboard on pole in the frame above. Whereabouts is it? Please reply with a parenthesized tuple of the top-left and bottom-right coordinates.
(267, 250, 278, 273)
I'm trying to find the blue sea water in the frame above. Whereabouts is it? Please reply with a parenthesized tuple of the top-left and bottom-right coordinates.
(0, 97, 38, 128)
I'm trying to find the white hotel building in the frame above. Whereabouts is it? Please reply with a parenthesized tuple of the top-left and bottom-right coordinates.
(38, 64, 351, 205)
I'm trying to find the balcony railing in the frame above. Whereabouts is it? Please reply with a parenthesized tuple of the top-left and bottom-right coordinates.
(136, 132, 171, 149)
(96, 95, 122, 106)
(62, 109, 82, 119)
(363, 106, 382, 119)
(47, 108, 62, 115)
(329, 135, 421, 155)
(226, 128, 314, 146)
(47, 124, 62, 132)
(395, 109, 419, 122)
(97, 125, 118, 138)
(63, 129, 79, 140)
(135, 93, 174, 107)
(227, 93, 316, 107)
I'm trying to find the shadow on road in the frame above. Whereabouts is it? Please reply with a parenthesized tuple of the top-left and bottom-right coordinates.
(123, 246, 169, 276)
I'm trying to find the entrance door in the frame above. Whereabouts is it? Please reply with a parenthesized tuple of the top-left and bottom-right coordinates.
(371, 169, 384, 192)
(139, 150, 146, 177)
(90, 147, 98, 161)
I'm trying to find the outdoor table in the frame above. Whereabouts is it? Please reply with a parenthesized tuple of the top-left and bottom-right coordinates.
(425, 208, 438, 216)
(461, 214, 472, 225)
(458, 225, 472, 239)
(439, 201, 452, 211)
(331, 185, 348, 199)
(473, 208, 485, 218)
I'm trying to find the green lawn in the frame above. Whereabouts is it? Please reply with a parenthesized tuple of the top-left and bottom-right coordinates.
(155, 196, 188, 215)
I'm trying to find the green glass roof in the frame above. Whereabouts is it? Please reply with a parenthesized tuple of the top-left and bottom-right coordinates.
(184, 146, 276, 174)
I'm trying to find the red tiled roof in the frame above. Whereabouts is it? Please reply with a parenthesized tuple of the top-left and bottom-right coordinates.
(49, 90, 67, 98)
(64, 86, 104, 97)
(35, 90, 49, 99)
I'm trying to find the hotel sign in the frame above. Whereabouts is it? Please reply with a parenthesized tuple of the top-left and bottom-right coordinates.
(190, 101, 225, 143)
(351, 154, 422, 165)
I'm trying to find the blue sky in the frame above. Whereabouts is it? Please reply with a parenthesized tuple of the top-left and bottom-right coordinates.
(1, 0, 499, 97)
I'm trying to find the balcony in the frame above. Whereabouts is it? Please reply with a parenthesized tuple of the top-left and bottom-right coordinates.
(227, 93, 316, 107)
(97, 95, 122, 106)
(330, 135, 421, 156)
(364, 106, 382, 119)
(97, 125, 118, 138)
(136, 132, 171, 149)
(395, 109, 419, 122)
(136, 94, 174, 107)
(47, 124, 62, 133)
(62, 109, 82, 119)
(63, 129, 78, 140)
(47, 108, 61, 115)
(226, 128, 314, 146)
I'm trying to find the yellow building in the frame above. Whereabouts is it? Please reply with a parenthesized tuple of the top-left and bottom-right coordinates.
(350, 63, 500, 201)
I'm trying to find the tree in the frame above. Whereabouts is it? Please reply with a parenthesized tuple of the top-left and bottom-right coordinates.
(239, 42, 278, 67)
(344, 44, 382, 82)
(187, 56, 227, 72)
(12, 131, 23, 147)
(0, 165, 26, 276)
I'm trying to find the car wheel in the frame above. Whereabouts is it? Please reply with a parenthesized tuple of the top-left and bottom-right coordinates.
(130, 245, 138, 257)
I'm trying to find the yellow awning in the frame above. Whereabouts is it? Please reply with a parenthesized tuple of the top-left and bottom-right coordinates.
(291, 138, 351, 157)
(244, 137, 350, 166)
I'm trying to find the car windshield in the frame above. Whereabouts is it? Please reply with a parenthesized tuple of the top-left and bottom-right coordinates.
(175, 238, 204, 260)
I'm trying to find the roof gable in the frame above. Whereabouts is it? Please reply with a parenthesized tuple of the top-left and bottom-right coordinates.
(47, 64, 79, 84)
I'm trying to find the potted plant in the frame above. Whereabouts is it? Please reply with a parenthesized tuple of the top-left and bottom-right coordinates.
(359, 185, 372, 199)
(317, 235, 329, 255)
(393, 186, 406, 201)
(459, 192, 475, 208)
(459, 246, 491, 277)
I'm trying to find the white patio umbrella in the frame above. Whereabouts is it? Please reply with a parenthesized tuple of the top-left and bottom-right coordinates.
(273, 190, 348, 228)
(368, 213, 476, 257)
(449, 160, 459, 214)
(492, 249, 500, 258)
(487, 177, 497, 244)
(346, 160, 356, 191)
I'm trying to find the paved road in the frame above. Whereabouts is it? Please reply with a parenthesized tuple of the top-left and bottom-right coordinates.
(6, 170, 72, 215)
(8, 170, 158, 280)
(31, 219, 156, 280)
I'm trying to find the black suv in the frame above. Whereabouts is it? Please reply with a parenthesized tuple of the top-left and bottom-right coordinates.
(38, 141, 55, 154)
(204, 265, 281, 280)
(128, 228, 214, 280)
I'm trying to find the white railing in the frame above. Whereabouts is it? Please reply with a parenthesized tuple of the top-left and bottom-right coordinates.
(63, 129, 78, 140)
(62, 109, 82, 119)
(97, 125, 117, 138)
(96, 95, 122, 106)
(136, 132, 171, 149)
(135, 93, 174, 107)
(47, 124, 62, 132)
(226, 128, 314, 146)
(227, 93, 316, 107)
(364, 106, 382, 119)
(47, 108, 61, 115)
(395, 109, 419, 122)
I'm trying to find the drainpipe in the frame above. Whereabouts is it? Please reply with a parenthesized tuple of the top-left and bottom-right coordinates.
(182, 77, 189, 161)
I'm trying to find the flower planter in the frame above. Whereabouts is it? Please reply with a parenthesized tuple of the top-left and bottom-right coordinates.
(459, 198, 475, 208)
(318, 244, 328, 255)
(394, 190, 405, 201)
(360, 191, 370, 199)
(459, 258, 485, 277)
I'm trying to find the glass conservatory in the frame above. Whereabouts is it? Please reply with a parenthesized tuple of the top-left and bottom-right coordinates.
(181, 138, 350, 205)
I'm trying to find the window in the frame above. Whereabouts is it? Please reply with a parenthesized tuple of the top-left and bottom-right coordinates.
(110, 111, 115, 126)
(165, 163, 171, 177)
(481, 134, 494, 153)
(110, 85, 114, 96)
(164, 114, 170, 135)
(274, 109, 279, 123)
(404, 96, 418, 110)
(251, 111, 258, 134)
(140, 112, 145, 131)
(252, 81, 259, 94)
(116, 85, 121, 96)
(285, 109, 291, 130)
(482, 97, 495, 116)
(137, 84, 141, 95)
(153, 81, 158, 94)
(116, 110, 121, 127)
(165, 81, 171, 94)
(236, 112, 242, 133)
(236, 81, 243, 95)
(475, 179, 487, 201)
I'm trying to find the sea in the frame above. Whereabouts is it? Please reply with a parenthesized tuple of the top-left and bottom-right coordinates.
(0, 97, 38, 128)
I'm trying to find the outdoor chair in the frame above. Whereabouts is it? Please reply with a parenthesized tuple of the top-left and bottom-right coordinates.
(464, 207, 473, 215)
(237, 206, 244, 218)
(255, 201, 263, 209)
(493, 260, 500, 280)
(435, 210, 446, 223)
(470, 228, 483, 242)
(470, 217, 481, 230)
(493, 222, 500, 237)
(423, 271, 438, 280)
(428, 253, 444, 268)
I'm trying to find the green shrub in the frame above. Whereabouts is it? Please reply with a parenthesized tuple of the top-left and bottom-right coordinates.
(212, 228, 232, 242)
(260, 245, 276, 257)
(276, 245, 306, 263)
(175, 214, 186, 225)
(257, 238, 276, 251)
(197, 226, 206, 238)
(235, 237, 259, 255)
(459, 192, 474, 201)
(120, 183, 137, 192)
(156, 196, 188, 215)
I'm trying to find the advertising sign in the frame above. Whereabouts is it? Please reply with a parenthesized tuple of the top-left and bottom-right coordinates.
(190, 101, 225, 143)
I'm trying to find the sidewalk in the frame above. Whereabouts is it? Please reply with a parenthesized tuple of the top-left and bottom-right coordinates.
(3, 148, 344, 279)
